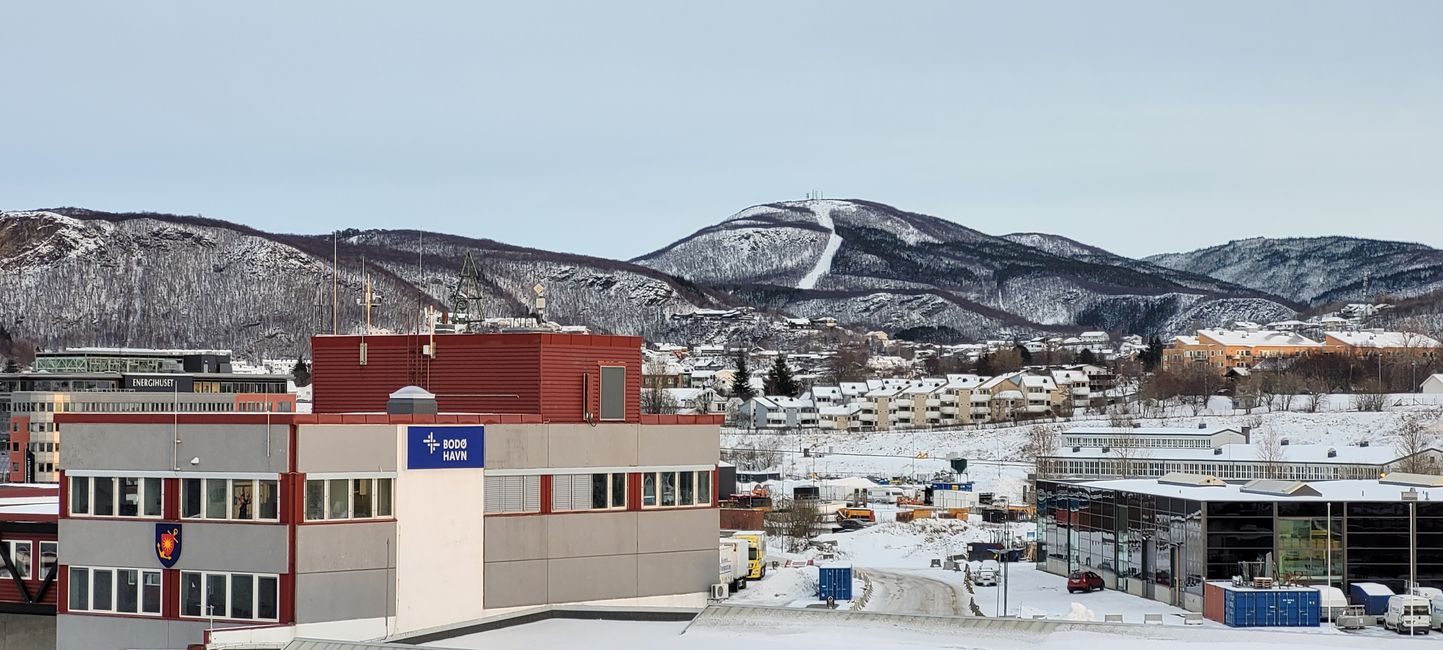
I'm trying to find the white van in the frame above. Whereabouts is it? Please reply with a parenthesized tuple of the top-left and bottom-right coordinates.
(974, 560, 999, 587)
(1429, 595, 1443, 631)
(1385, 594, 1430, 634)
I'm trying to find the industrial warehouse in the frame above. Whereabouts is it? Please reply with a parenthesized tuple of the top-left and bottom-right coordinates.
(1037, 473, 1443, 613)
(50, 332, 721, 650)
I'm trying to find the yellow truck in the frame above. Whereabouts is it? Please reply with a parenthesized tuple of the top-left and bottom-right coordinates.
(731, 530, 768, 580)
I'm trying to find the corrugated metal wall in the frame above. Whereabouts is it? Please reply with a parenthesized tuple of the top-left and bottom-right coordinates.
(312, 333, 642, 423)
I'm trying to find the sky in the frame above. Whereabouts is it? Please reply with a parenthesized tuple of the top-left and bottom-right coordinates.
(3, 1, 1441, 261)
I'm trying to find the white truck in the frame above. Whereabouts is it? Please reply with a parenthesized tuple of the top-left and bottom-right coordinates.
(1385, 594, 1431, 634)
(719, 538, 750, 593)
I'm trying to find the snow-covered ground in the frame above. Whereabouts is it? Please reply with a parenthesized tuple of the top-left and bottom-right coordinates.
(797, 200, 842, 290)
(725, 395, 1443, 502)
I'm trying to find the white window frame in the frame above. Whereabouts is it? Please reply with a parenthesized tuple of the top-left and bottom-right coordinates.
(303, 473, 396, 521)
(552, 472, 628, 512)
(640, 469, 712, 509)
(484, 474, 542, 514)
(3, 541, 31, 580)
(183, 476, 281, 522)
(68, 476, 163, 519)
(67, 566, 163, 616)
(179, 570, 280, 622)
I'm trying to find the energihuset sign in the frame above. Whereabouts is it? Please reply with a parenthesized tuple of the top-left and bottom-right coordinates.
(407, 426, 485, 469)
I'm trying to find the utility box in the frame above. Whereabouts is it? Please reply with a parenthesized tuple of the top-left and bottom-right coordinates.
(818, 563, 854, 602)
(1348, 582, 1394, 616)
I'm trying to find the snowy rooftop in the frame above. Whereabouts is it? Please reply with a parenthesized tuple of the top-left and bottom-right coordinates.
(1325, 330, 1441, 349)
(1065, 477, 1443, 502)
(1197, 329, 1322, 348)
(1064, 426, 1241, 437)
(1055, 442, 1418, 465)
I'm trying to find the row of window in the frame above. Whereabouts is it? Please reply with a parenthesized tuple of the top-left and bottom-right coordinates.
(67, 567, 279, 621)
(3, 540, 57, 580)
(1046, 460, 1382, 481)
(304, 477, 394, 521)
(183, 477, 280, 521)
(485, 470, 712, 514)
(70, 476, 164, 518)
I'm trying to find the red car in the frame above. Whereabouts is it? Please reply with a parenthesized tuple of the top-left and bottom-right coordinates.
(1067, 571, 1105, 594)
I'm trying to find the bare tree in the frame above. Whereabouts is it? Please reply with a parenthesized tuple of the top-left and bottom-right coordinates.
(722, 438, 783, 471)
(641, 386, 679, 415)
(1257, 426, 1286, 479)
(1352, 379, 1388, 412)
(764, 496, 822, 552)
(1300, 378, 1326, 413)
(1108, 407, 1134, 429)
(1110, 429, 1143, 478)
(1391, 410, 1441, 474)
(1024, 424, 1063, 477)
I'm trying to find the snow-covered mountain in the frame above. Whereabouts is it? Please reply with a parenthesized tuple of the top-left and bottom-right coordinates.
(1146, 236, 1443, 305)
(635, 199, 1297, 337)
(0, 209, 748, 357)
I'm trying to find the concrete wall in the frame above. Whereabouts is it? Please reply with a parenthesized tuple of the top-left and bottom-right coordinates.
(485, 423, 716, 470)
(296, 424, 397, 473)
(59, 520, 288, 574)
(56, 613, 215, 650)
(483, 507, 718, 609)
(294, 521, 396, 624)
(62, 422, 288, 473)
(394, 425, 486, 634)
(0, 613, 53, 650)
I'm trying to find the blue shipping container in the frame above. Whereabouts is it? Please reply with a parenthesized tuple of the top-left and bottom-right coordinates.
(1348, 582, 1394, 616)
(1221, 586, 1320, 627)
(818, 564, 853, 602)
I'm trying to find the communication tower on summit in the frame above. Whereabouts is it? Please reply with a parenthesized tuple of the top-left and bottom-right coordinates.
(449, 252, 489, 326)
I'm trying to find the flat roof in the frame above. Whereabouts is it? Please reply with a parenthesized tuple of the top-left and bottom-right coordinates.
(1064, 427, 1240, 437)
(1053, 477, 1443, 502)
(53, 412, 720, 426)
(1052, 443, 1412, 465)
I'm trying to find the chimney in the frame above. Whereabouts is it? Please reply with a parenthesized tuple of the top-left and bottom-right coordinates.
(387, 386, 438, 415)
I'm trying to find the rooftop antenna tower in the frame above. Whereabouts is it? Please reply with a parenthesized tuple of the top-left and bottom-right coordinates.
(449, 252, 489, 330)
(331, 231, 339, 335)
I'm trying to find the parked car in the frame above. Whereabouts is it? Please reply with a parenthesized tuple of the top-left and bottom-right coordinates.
(1068, 571, 1104, 594)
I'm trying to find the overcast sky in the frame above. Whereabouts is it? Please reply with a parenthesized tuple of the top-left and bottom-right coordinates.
(3, 1, 1441, 260)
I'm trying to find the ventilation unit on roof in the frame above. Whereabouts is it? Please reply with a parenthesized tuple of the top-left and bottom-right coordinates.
(1281, 439, 1290, 446)
(1198, 422, 1207, 429)
(1213, 448, 1223, 455)
(1360, 441, 1370, 448)
(1072, 446, 1081, 453)
(1327, 448, 1337, 458)
(1101, 447, 1110, 454)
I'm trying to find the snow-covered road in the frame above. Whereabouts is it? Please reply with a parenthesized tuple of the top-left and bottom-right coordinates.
(797, 201, 842, 290)
(861, 568, 977, 616)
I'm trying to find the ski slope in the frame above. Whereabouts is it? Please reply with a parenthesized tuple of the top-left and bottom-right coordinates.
(797, 201, 842, 290)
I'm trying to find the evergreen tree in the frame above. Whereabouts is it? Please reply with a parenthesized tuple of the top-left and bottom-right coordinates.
(764, 355, 800, 397)
(1014, 343, 1033, 365)
(1138, 336, 1166, 371)
(732, 350, 756, 401)
(1078, 348, 1097, 365)
(291, 357, 313, 387)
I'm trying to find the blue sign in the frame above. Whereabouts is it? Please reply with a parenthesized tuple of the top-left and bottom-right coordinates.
(155, 523, 182, 568)
(407, 426, 485, 469)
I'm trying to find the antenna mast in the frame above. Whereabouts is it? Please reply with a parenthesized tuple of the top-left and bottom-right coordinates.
(331, 232, 339, 335)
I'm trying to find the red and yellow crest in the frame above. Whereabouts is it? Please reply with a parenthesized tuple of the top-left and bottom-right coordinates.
(155, 524, 182, 568)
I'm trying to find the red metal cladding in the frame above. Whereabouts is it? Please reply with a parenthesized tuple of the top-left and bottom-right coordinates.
(312, 332, 644, 422)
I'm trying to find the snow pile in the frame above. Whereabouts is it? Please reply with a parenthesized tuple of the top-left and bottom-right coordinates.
(1066, 602, 1098, 621)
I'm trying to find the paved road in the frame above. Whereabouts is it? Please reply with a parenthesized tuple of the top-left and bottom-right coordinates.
(858, 568, 977, 616)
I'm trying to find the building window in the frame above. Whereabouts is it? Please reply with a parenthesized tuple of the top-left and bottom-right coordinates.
(3, 541, 30, 579)
(39, 542, 56, 579)
(484, 475, 542, 514)
(68, 566, 162, 615)
(183, 478, 280, 522)
(180, 571, 278, 621)
(642, 470, 711, 509)
(70, 476, 162, 519)
(552, 473, 627, 512)
(600, 365, 626, 421)
(304, 476, 394, 521)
